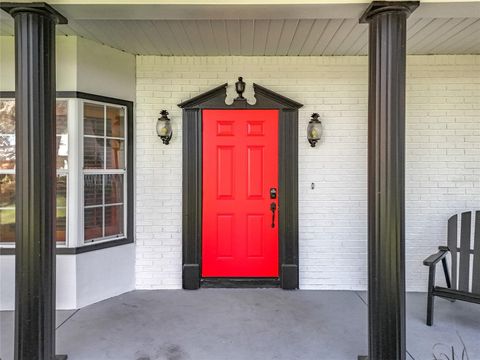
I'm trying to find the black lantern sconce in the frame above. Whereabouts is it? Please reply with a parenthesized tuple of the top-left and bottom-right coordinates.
(307, 113, 323, 147)
(235, 76, 246, 100)
(156, 110, 173, 145)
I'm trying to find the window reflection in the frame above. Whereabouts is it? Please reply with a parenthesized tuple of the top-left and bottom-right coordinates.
(105, 205, 123, 237)
(106, 139, 125, 169)
(56, 135, 68, 170)
(0, 175, 15, 209)
(105, 174, 123, 205)
(84, 175, 103, 207)
(84, 207, 103, 241)
(0, 174, 15, 243)
(56, 101, 68, 135)
(0, 209, 15, 243)
(84, 103, 104, 136)
(84, 137, 104, 169)
(0, 101, 15, 134)
(0, 101, 15, 170)
(0, 100, 69, 243)
(106, 106, 125, 138)
(56, 175, 67, 242)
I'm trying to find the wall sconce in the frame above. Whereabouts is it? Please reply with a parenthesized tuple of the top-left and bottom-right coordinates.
(156, 110, 172, 145)
(307, 113, 323, 147)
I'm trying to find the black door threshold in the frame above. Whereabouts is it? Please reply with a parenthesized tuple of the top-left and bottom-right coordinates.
(201, 277, 280, 288)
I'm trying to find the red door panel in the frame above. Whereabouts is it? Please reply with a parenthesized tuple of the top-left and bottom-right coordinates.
(202, 109, 279, 277)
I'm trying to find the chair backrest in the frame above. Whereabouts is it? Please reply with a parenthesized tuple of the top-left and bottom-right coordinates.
(447, 211, 480, 294)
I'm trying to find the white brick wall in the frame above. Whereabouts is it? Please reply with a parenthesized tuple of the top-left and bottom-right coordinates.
(135, 55, 480, 291)
(405, 56, 480, 291)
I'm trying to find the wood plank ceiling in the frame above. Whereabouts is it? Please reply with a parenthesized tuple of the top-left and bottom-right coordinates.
(1, 17, 479, 55)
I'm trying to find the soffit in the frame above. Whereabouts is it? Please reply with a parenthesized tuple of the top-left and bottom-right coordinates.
(1, 2, 479, 55)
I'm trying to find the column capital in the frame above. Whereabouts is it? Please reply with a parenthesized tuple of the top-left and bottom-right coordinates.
(0, 2, 67, 24)
(360, 1, 419, 24)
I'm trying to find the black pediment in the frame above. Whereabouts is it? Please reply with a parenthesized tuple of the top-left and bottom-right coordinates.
(178, 82, 303, 110)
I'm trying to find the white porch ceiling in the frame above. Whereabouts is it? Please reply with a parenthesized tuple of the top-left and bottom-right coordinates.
(1, 2, 479, 56)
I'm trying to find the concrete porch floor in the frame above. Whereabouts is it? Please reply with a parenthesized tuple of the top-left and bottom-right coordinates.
(1, 290, 479, 360)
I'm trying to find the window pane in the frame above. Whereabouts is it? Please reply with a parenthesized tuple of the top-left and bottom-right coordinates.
(0, 175, 15, 208)
(106, 106, 125, 138)
(84, 207, 103, 241)
(0, 135, 15, 169)
(84, 103, 104, 136)
(56, 207, 67, 243)
(56, 135, 68, 170)
(56, 175, 67, 207)
(0, 209, 15, 243)
(55, 101, 69, 170)
(56, 100, 68, 135)
(106, 139, 125, 169)
(84, 175, 103, 206)
(105, 174, 123, 205)
(0, 100, 15, 134)
(84, 137, 104, 169)
(55, 175, 67, 243)
(105, 205, 123, 237)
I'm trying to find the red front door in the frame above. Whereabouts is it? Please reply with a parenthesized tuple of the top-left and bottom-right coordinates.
(202, 109, 279, 277)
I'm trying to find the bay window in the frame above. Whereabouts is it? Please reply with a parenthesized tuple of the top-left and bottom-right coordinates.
(0, 94, 133, 250)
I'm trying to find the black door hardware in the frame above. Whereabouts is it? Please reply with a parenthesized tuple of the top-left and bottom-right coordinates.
(270, 202, 277, 228)
(270, 187, 277, 199)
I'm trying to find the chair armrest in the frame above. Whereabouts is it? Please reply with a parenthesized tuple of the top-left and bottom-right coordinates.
(423, 247, 449, 267)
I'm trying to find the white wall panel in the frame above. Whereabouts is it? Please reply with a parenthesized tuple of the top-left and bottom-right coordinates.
(76, 36, 136, 101)
(0, 245, 135, 310)
(76, 244, 135, 308)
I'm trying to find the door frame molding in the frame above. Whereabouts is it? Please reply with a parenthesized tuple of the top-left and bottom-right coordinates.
(178, 82, 303, 289)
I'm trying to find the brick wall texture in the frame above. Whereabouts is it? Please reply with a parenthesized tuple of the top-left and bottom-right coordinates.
(135, 55, 480, 291)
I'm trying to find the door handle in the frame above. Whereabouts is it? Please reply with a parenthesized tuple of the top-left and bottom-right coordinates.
(270, 202, 277, 228)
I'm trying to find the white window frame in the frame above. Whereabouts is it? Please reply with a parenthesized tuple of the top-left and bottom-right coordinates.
(79, 99, 128, 245)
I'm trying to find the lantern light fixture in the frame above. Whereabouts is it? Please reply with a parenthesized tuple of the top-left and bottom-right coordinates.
(307, 113, 323, 147)
(156, 110, 173, 145)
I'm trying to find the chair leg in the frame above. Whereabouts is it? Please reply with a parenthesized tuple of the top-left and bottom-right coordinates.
(426, 292, 434, 326)
(426, 266, 436, 326)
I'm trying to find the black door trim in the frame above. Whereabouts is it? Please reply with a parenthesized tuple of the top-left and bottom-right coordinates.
(179, 82, 302, 290)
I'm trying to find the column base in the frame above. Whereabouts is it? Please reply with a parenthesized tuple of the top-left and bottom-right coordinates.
(281, 264, 298, 289)
(56, 355, 68, 359)
(183, 264, 200, 290)
(357, 356, 368, 360)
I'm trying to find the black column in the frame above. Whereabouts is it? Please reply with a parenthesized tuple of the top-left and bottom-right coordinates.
(0, 3, 67, 360)
(359, 2, 418, 360)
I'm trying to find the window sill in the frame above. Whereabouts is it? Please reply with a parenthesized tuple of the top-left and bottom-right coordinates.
(0, 237, 133, 255)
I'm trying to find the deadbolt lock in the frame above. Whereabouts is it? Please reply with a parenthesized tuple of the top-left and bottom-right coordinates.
(270, 188, 277, 199)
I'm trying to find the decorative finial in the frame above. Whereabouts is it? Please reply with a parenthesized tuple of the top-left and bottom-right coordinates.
(235, 77, 246, 100)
